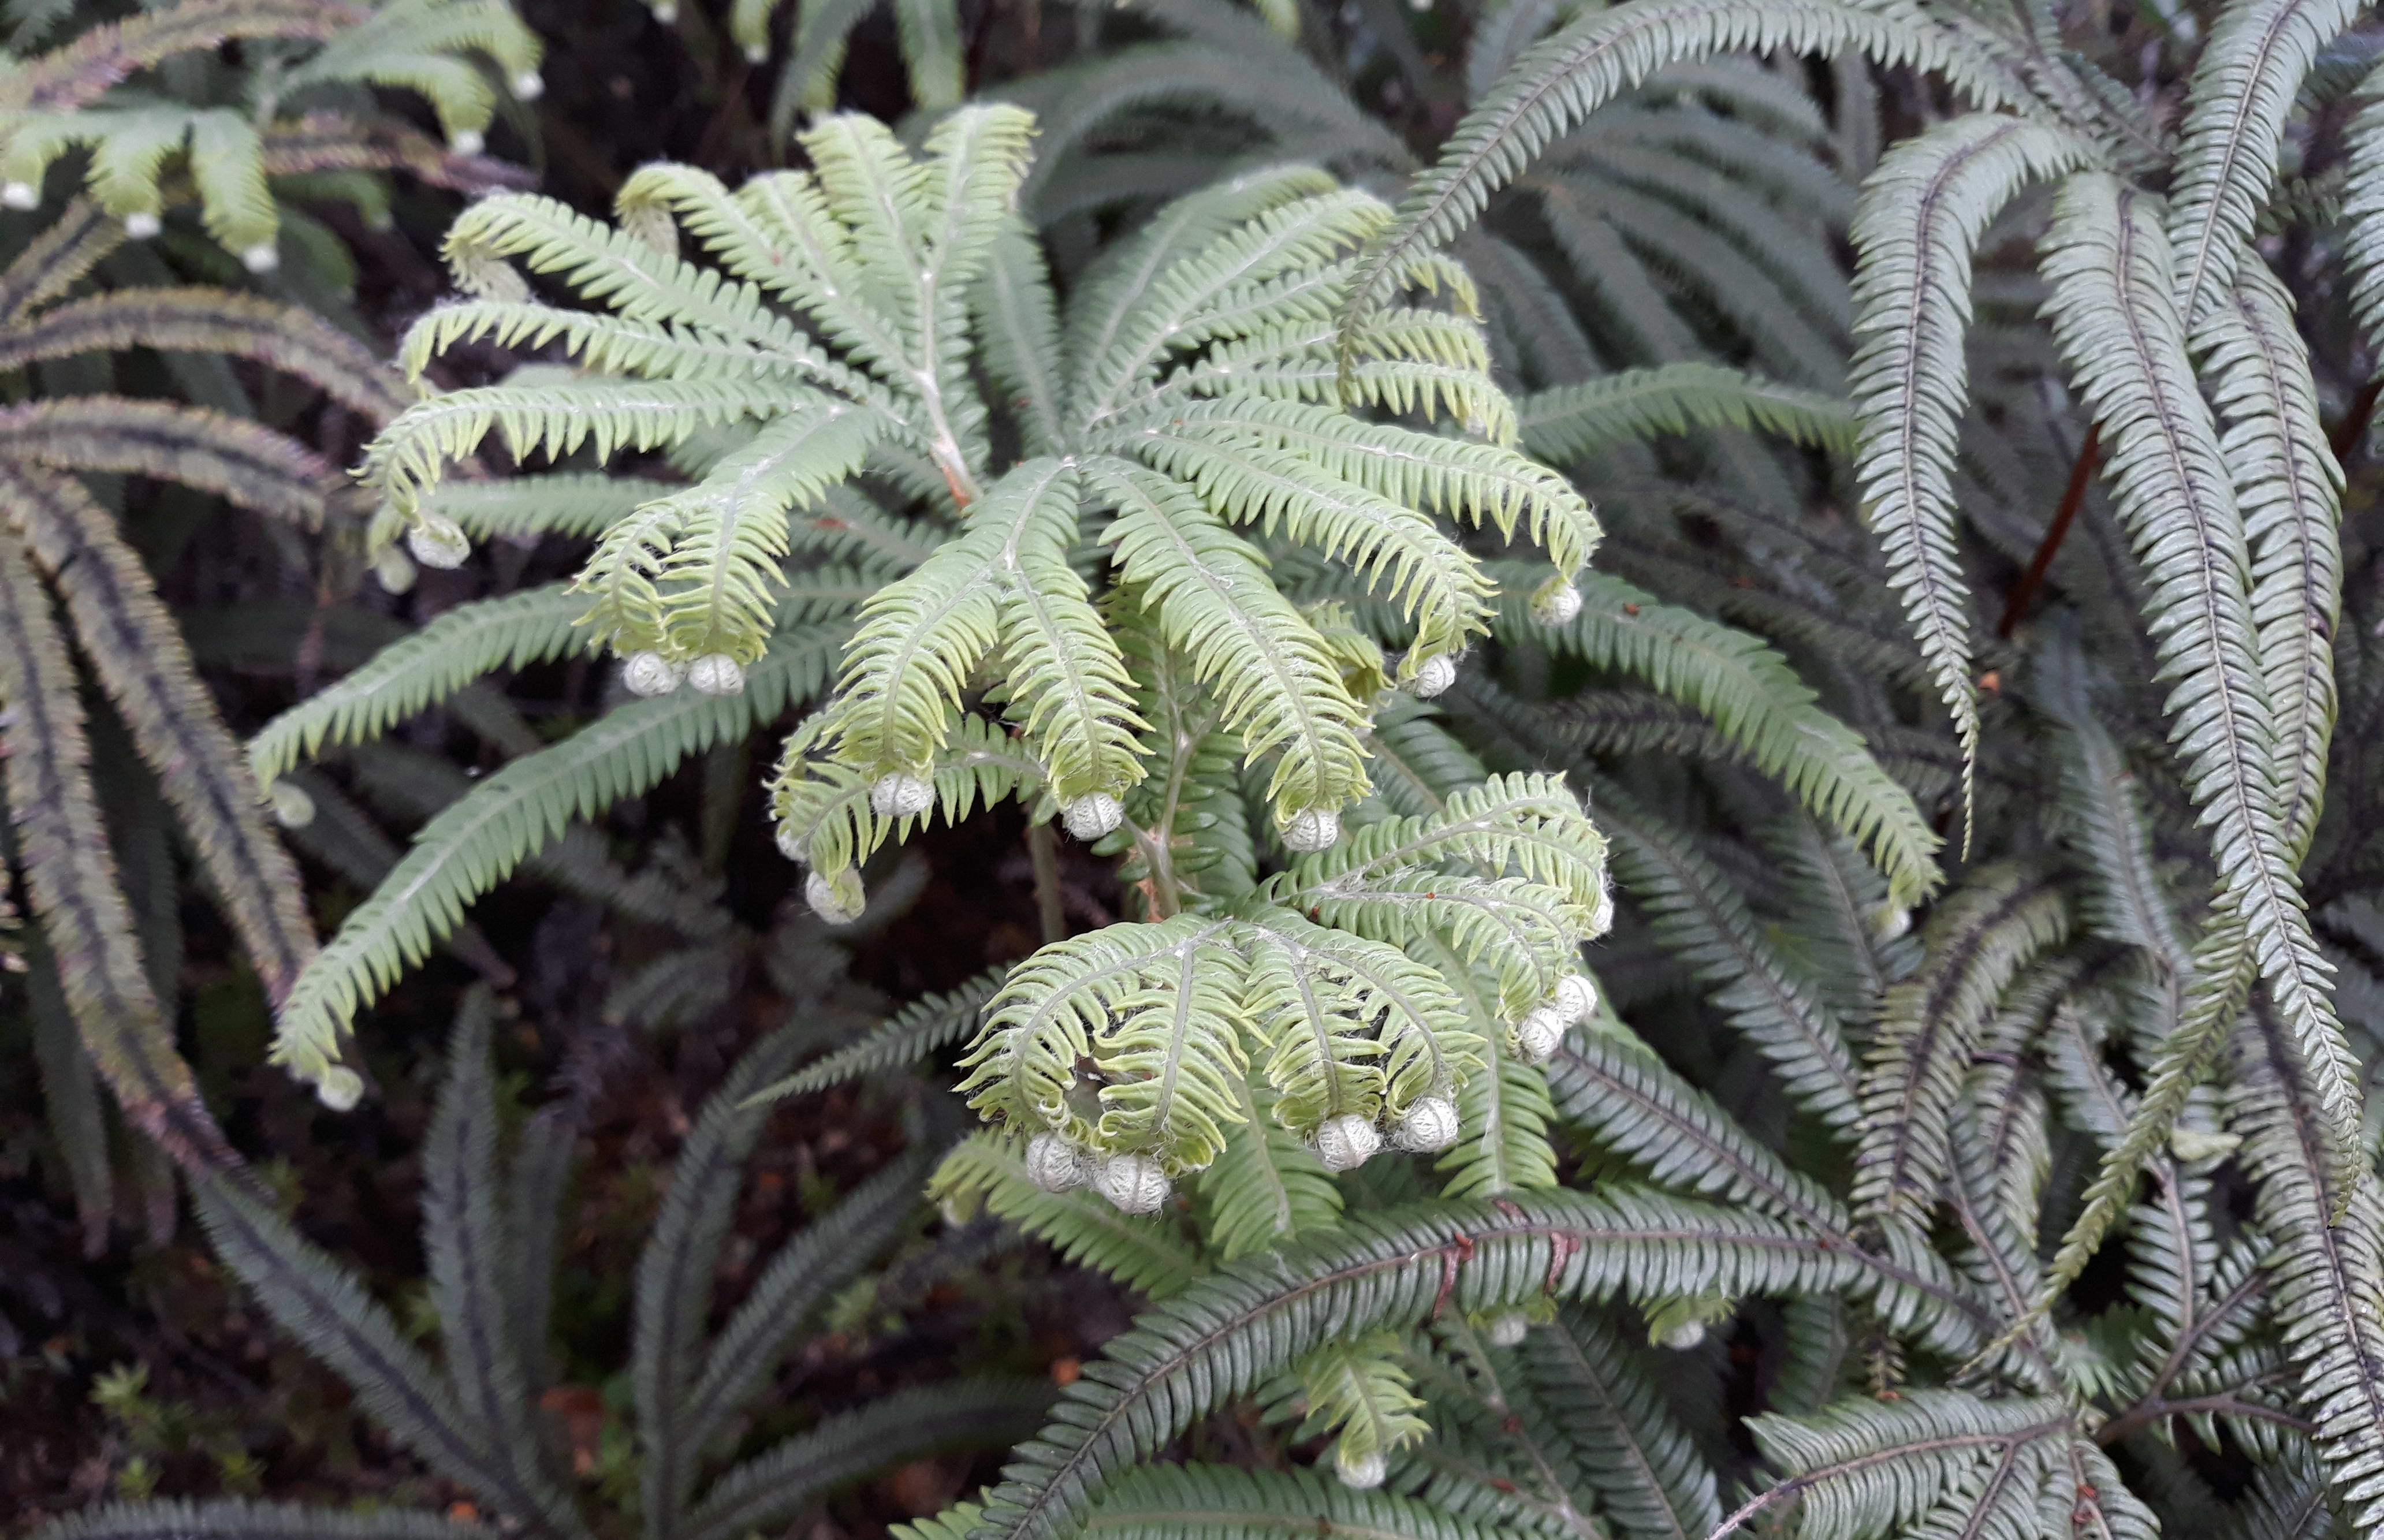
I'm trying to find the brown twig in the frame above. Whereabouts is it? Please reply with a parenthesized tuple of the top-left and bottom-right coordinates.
(2333, 375, 2384, 463)
(1998, 422, 2100, 639)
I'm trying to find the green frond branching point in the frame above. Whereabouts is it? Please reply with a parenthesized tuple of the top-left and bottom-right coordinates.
(946, 773, 1611, 1211)
(301, 103, 1607, 1106)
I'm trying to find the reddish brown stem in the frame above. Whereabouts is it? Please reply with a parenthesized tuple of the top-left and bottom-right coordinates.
(1999, 422, 2100, 639)
(2333, 375, 2384, 463)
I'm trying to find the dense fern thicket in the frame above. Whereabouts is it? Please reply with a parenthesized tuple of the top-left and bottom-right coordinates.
(13, 0, 2384, 1536)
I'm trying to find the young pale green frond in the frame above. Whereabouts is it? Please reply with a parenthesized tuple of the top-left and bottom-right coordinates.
(268, 624, 845, 1087)
(1514, 572, 1940, 905)
(1094, 458, 1371, 823)
(1289, 773, 1607, 916)
(1148, 398, 1596, 576)
(248, 585, 595, 785)
(366, 378, 770, 521)
(580, 399, 879, 665)
(1133, 431, 1496, 674)
(1269, 1332, 1431, 1479)
(1518, 362, 1854, 465)
(955, 914, 1242, 1168)
(1200, 1084, 1345, 1260)
(770, 711, 1045, 882)
(2042, 173, 2364, 1191)
(1849, 116, 2088, 841)
(1852, 864, 2065, 1226)
(0, 0, 535, 258)
(2165, 0, 2357, 327)
(1237, 909, 1485, 1136)
(929, 1133, 1206, 1297)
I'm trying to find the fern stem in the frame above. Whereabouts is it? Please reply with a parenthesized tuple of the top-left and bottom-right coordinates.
(1027, 820, 1066, 944)
(1996, 422, 2098, 639)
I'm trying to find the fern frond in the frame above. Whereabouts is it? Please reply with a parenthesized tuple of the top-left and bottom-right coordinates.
(634, 1027, 809, 1537)
(968, 1190, 1987, 1540)
(2227, 1005, 2384, 1534)
(1093, 458, 1370, 822)
(584, 399, 879, 663)
(1849, 116, 2088, 842)
(928, 1132, 1206, 1296)
(1341, 0, 2024, 345)
(1076, 1463, 1504, 1540)
(1734, 1392, 2068, 1540)
(1200, 1081, 1346, 1259)
(269, 624, 845, 1086)
(1518, 362, 1853, 465)
(1133, 430, 1496, 670)
(676, 1147, 934, 1472)
(191, 1177, 586, 1538)
(1517, 572, 1939, 905)
(1526, 1308, 1720, 1540)
(1548, 1028, 1847, 1231)
(770, 710, 1046, 881)
(1, 461, 317, 1005)
(747, 969, 1005, 1104)
(2166, 0, 2356, 326)
(0, 288, 413, 421)
(248, 586, 596, 785)
(2042, 173, 2363, 1188)
(2199, 262, 2342, 860)
(1132, 400, 1590, 578)
(420, 993, 569, 1530)
(365, 378, 770, 519)
(0, 532, 228, 1170)
(1590, 785, 1861, 1132)
(0, 398, 334, 526)
(964, 913, 1248, 1172)
(1851, 864, 2065, 1226)
(680, 1381, 1054, 1540)
(34, 1500, 491, 1540)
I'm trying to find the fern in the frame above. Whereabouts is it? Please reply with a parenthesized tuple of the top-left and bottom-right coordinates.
(0, 0, 542, 265)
